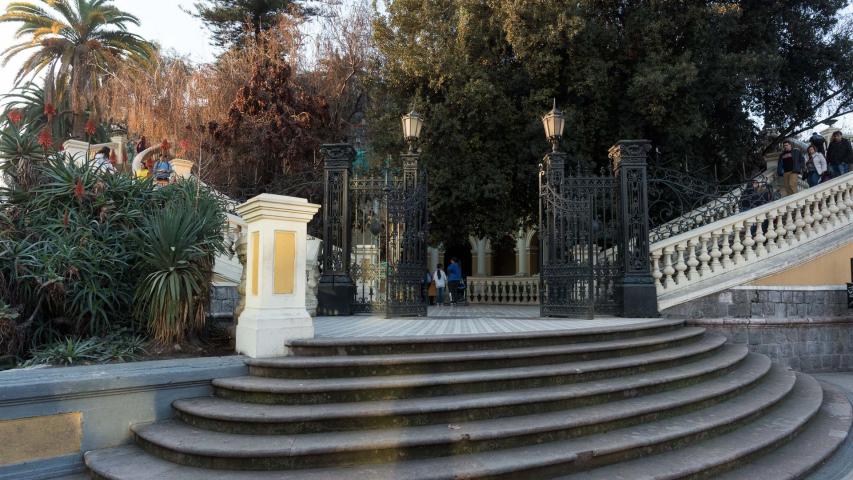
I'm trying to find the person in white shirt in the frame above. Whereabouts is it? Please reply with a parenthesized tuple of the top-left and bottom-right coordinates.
(92, 147, 115, 173)
(433, 264, 447, 305)
(804, 145, 828, 187)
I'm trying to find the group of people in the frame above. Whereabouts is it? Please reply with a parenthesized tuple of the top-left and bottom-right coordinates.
(777, 130, 852, 196)
(132, 136, 174, 185)
(424, 258, 465, 306)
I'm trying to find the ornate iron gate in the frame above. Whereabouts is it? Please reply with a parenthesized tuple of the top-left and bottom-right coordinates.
(539, 140, 658, 318)
(319, 144, 428, 317)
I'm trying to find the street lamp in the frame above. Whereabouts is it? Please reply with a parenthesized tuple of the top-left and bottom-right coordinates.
(542, 99, 565, 152)
(401, 110, 424, 152)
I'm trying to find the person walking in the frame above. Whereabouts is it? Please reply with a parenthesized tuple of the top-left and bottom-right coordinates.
(422, 268, 433, 304)
(777, 140, 803, 196)
(433, 264, 447, 306)
(809, 132, 826, 155)
(803, 145, 828, 187)
(447, 257, 463, 305)
(826, 131, 852, 178)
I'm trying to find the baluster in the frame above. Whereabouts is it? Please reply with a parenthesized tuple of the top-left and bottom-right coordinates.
(662, 246, 676, 290)
(698, 234, 712, 277)
(709, 231, 722, 272)
(742, 218, 756, 261)
(792, 201, 805, 243)
(812, 193, 825, 233)
(820, 192, 831, 231)
(774, 208, 788, 249)
(784, 205, 796, 244)
(686, 238, 700, 281)
(802, 199, 815, 239)
(651, 250, 663, 291)
(828, 186, 840, 228)
(845, 185, 853, 222)
(720, 227, 733, 269)
(764, 211, 778, 252)
(675, 242, 688, 284)
(731, 222, 744, 265)
(754, 215, 767, 257)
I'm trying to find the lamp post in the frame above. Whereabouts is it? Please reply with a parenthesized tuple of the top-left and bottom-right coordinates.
(542, 99, 565, 153)
(401, 109, 424, 191)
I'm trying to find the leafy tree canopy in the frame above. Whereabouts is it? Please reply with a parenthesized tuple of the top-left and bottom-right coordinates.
(190, 0, 316, 49)
(370, 0, 853, 243)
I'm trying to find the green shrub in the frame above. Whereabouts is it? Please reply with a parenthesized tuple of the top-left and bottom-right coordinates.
(133, 181, 227, 344)
(22, 332, 147, 367)
(0, 152, 227, 354)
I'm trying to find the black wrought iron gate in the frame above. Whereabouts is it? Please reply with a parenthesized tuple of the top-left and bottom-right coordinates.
(539, 140, 658, 318)
(318, 144, 428, 317)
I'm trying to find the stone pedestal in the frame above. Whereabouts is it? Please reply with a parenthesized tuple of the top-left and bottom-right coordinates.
(235, 194, 320, 358)
(171, 158, 194, 179)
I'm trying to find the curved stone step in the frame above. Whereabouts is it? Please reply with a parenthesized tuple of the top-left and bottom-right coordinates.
(176, 346, 756, 434)
(288, 318, 685, 356)
(135, 362, 791, 470)
(214, 333, 728, 404)
(713, 382, 852, 480)
(555, 373, 834, 479)
(248, 327, 706, 378)
(88, 365, 817, 479)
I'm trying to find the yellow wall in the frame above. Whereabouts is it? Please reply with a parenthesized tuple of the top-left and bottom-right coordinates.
(0, 413, 82, 465)
(750, 242, 853, 286)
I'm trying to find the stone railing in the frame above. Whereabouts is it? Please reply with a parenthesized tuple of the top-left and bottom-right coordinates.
(467, 275, 540, 305)
(651, 172, 853, 303)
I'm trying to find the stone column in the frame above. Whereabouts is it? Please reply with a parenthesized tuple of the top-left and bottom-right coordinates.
(516, 230, 528, 275)
(235, 194, 320, 358)
(610, 140, 659, 318)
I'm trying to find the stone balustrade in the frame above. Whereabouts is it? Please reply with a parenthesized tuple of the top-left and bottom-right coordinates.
(467, 275, 540, 305)
(651, 172, 853, 301)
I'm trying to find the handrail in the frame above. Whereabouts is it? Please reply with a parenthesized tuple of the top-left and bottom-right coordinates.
(650, 171, 853, 298)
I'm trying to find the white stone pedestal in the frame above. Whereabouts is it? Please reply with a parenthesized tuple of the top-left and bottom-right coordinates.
(234, 194, 320, 358)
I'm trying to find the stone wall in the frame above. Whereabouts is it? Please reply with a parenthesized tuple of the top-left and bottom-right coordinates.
(662, 286, 853, 373)
(661, 287, 850, 320)
(0, 356, 246, 480)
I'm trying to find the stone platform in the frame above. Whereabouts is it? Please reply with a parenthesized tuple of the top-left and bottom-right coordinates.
(314, 305, 649, 338)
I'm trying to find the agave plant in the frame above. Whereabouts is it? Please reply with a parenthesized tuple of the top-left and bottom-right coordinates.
(133, 179, 226, 344)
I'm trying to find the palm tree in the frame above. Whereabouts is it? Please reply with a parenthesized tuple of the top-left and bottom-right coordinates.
(0, 0, 154, 138)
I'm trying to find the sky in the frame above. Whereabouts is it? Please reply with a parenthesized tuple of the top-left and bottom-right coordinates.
(0, 0, 218, 96)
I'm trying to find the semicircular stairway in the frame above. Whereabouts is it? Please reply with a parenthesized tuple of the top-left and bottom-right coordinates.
(85, 319, 851, 479)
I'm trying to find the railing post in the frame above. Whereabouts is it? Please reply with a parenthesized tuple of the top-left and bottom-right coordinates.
(610, 140, 659, 317)
(317, 143, 356, 315)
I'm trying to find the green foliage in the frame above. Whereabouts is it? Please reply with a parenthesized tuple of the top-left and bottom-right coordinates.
(0, 149, 226, 352)
(370, 0, 853, 242)
(22, 332, 147, 366)
(133, 181, 227, 344)
(0, 82, 111, 147)
(0, 0, 154, 137)
(190, 0, 315, 49)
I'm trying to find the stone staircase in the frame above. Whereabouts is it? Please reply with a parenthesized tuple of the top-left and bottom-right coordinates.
(84, 319, 852, 479)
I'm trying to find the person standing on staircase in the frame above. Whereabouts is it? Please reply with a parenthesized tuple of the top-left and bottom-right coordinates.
(826, 131, 852, 178)
(433, 264, 448, 306)
(447, 257, 463, 305)
(803, 145, 828, 187)
(809, 132, 826, 155)
(777, 140, 803, 196)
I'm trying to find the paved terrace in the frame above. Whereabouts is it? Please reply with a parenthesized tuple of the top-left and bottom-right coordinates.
(314, 305, 651, 337)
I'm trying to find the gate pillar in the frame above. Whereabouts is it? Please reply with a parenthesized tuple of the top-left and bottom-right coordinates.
(235, 194, 320, 357)
(318, 143, 356, 315)
(610, 140, 659, 318)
